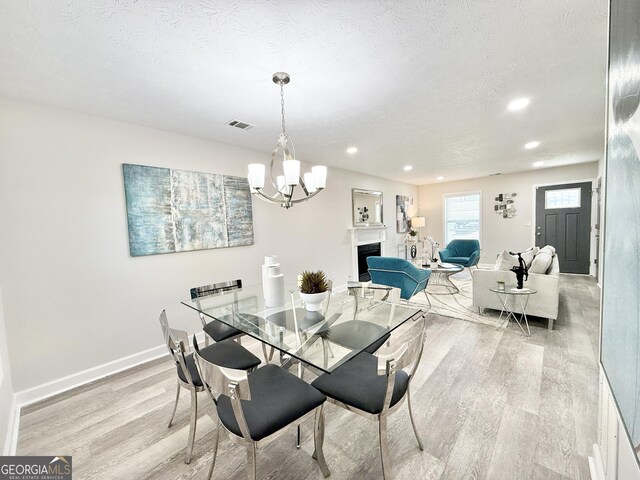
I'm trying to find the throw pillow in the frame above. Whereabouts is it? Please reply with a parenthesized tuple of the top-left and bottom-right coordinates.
(540, 245, 556, 255)
(530, 250, 553, 274)
(496, 250, 519, 271)
(520, 249, 536, 268)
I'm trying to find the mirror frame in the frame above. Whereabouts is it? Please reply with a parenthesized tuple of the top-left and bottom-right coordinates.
(352, 188, 384, 226)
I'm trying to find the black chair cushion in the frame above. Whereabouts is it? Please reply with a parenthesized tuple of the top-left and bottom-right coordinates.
(311, 352, 409, 415)
(322, 320, 391, 354)
(177, 341, 261, 387)
(177, 353, 203, 387)
(203, 317, 244, 342)
(217, 365, 326, 441)
(198, 340, 261, 370)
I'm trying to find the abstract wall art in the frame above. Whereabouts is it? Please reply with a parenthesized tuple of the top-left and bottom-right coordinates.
(396, 195, 411, 233)
(122, 164, 254, 256)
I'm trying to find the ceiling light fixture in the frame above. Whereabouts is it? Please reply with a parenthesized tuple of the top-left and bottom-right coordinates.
(247, 72, 327, 209)
(524, 141, 540, 149)
(532, 161, 545, 167)
(346, 146, 358, 155)
(508, 98, 530, 111)
(404, 165, 413, 172)
(436, 176, 444, 181)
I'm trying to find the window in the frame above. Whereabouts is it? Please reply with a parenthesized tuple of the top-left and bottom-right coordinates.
(444, 192, 481, 245)
(545, 188, 581, 209)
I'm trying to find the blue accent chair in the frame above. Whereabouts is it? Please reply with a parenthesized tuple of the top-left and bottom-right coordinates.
(439, 239, 481, 268)
(366, 257, 431, 304)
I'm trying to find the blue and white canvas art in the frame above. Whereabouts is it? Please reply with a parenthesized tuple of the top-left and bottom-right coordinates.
(601, 0, 640, 461)
(123, 164, 254, 256)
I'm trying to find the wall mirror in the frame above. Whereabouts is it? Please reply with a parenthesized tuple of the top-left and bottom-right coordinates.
(352, 188, 384, 226)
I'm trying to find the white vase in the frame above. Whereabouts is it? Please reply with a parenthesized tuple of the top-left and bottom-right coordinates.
(299, 291, 328, 312)
(262, 255, 279, 301)
(264, 264, 285, 307)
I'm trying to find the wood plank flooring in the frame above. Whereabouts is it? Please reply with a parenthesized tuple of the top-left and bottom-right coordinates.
(17, 274, 600, 480)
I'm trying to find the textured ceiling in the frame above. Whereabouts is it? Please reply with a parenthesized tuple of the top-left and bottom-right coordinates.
(0, 0, 608, 185)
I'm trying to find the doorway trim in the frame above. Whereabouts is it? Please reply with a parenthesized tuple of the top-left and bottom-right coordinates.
(531, 177, 597, 276)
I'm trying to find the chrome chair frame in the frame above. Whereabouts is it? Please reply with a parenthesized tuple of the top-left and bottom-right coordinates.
(192, 337, 331, 480)
(320, 316, 427, 479)
(190, 279, 245, 346)
(159, 310, 204, 464)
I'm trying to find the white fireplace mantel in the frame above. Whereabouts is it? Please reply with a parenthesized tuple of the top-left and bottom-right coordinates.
(349, 225, 388, 280)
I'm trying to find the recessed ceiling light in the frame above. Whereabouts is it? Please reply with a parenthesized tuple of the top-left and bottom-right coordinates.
(524, 141, 540, 150)
(346, 146, 358, 155)
(436, 176, 444, 181)
(508, 98, 530, 111)
(403, 165, 413, 172)
(532, 161, 545, 167)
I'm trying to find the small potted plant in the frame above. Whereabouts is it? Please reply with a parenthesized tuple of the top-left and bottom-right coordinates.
(406, 229, 418, 243)
(299, 270, 330, 312)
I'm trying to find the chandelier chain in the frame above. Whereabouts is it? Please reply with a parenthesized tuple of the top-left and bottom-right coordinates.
(280, 84, 286, 134)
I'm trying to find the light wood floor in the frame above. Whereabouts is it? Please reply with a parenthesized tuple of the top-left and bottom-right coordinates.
(17, 274, 600, 480)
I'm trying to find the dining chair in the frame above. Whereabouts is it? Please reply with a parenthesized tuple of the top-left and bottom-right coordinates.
(159, 310, 261, 464)
(322, 284, 402, 356)
(190, 279, 249, 345)
(192, 335, 331, 480)
(260, 279, 335, 366)
(311, 317, 427, 479)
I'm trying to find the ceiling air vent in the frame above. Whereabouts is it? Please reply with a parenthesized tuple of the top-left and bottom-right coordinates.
(226, 119, 255, 130)
(489, 172, 502, 176)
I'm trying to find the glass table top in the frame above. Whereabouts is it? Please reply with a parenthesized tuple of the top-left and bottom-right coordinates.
(490, 286, 538, 295)
(182, 283, 425, 373)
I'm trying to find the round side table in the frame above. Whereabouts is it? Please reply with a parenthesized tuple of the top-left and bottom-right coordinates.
(423, 263, 464, 294)
(489, 286, 538, 336)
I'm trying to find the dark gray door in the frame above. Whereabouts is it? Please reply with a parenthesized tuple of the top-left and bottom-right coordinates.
(535, 182, 592, 274)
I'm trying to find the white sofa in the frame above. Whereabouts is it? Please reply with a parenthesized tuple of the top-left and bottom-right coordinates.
(472, 254, 560, 329)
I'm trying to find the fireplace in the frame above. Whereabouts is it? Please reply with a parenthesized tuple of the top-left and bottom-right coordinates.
(357, 243, 381, 281)
(349, 226, 387, 282)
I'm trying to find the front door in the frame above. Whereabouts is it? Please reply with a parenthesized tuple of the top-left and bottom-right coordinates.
(535, 182, 592, 274)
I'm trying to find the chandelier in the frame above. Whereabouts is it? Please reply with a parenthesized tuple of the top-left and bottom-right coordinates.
(247, 72, 327, 209)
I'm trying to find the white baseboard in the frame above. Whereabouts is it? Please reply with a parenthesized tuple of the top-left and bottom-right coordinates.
(3, 394, 19, 456)
(5, 332, 209, 456)
(14, 343, 169, 408)
(589, 443, 606, 480)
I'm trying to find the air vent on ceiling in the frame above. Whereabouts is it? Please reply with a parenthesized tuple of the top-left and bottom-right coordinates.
(489, 172, 502, 176)
(226, 119, 255, 130)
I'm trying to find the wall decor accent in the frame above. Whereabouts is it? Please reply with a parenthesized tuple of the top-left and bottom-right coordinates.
(123, 164, 254, 256)
(494, 193, 517, 218)
(601, 0, 640, 462)
(396, 195, 411, 233)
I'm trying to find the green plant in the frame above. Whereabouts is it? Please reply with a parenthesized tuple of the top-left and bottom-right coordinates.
(409, 229, 418, 237)
(299, 270, 329, 294)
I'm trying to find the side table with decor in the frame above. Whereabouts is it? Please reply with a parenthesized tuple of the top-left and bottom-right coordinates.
(490, 285, 538, 336)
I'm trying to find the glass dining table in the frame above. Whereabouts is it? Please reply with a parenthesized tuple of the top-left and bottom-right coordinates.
(181, 282, 426, 374)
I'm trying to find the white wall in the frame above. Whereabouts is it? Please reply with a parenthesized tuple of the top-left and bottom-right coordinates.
(0, 98, 418, 393)
(0, 287, 15, 454)
(418, 163, 599, 265)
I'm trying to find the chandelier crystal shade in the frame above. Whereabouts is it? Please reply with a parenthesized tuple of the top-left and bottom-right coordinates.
(247, 72, 327, 209)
